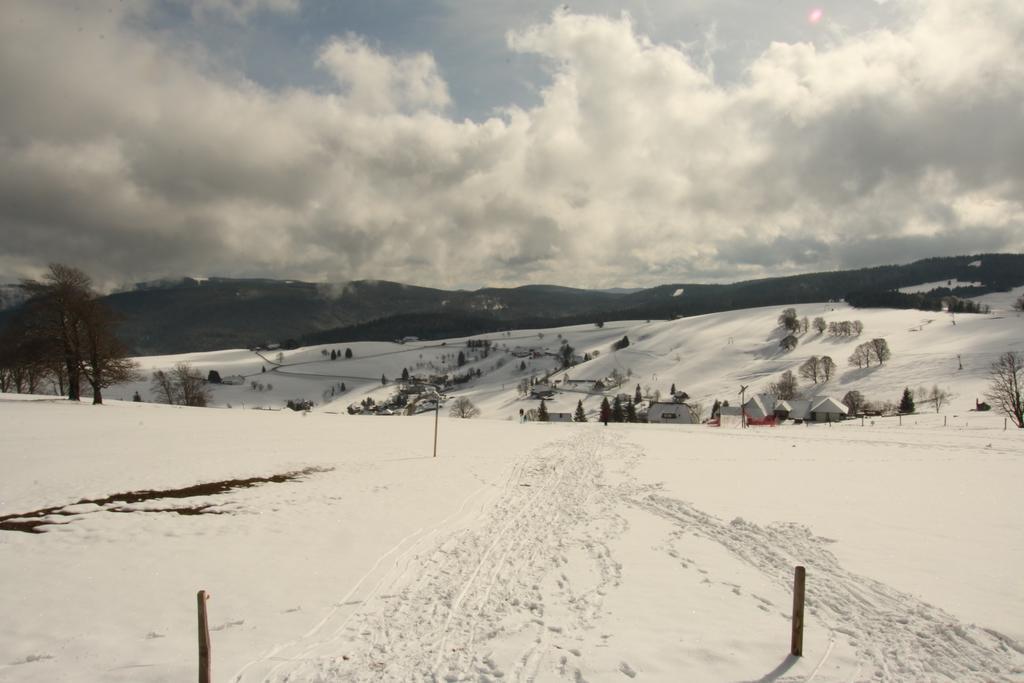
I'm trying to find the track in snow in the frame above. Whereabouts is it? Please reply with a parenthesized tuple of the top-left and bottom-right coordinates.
(635, 494, 1024, 682)
(235, 430, 1024, 682)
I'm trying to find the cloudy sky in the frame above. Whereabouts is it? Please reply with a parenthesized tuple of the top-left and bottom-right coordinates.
(1, 0, 1022, 290)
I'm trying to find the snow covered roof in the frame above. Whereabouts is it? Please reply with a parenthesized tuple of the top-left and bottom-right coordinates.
(743, 394, 774, 418)
(810, 396, 849, 415)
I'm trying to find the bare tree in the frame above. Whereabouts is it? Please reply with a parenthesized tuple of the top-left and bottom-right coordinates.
(769, 370, 800, 400)
(799, 356, 820, 383)
(820, 356, 836, 381)
(174, 363, 212, 407)
(985, 352, 1023, 428)
(778, 308, 799, 332)
(852, 320, 864, 336)
(688, 401, 705, 423)
(449, 396, 480, 418)
(842, 390, 865, 415)
(14, 265, 138, 403)
(150, 370, 178, 404)
(928, 385, 950, 413)
(869, 338, 891, 365)
(1011, 294, 1024, 312)
(18, 264, 92, 400)
(151, 363, 211, 406)
(78, 299, 140, 404)
(848, 343, 871, 368)
(780, 334, 798, 352)
(812, 317, 827, 334)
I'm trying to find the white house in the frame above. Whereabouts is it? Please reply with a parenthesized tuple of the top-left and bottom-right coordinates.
(647, 402, 696, 424)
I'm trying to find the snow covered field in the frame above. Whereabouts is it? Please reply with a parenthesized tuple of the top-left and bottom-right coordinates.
(1, 400, 1022, 681)
(2, 293, 1023, 681)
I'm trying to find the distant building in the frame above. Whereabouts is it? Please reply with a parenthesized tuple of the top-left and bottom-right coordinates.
(647, 403, 696, 424)
(531, 384, 556, 399)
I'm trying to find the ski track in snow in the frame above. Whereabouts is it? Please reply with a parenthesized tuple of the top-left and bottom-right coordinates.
(635, 494, 1024, 683)
(235, 430, 1024, 682)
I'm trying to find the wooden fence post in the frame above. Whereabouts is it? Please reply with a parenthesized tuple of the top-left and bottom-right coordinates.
(198, 590, 211, 683)
(791, 566, 805, 657)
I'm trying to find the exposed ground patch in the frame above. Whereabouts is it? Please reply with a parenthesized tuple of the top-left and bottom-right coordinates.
(0, 466, 332, 533)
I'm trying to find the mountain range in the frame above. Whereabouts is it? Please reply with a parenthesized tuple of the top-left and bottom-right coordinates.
(2, 253, 1022, 355)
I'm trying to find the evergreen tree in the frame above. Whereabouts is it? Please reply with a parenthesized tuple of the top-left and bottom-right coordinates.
(261, 365, 266, 373)
(599, 397, 612, 423)
(574, 399, 587, 422)
(670, 383, 676, 396)
(345, 348, 353, 359)
(634, 384, 642, 403)
(538, 399, 549, 422)
(381, 374, 387, 385)
(401, 367, 410, 381)
(457, 351, 466, 367)
(625, 400, 637, 423)
(899, 387, 915, 414)
(612, 396, 624, 422)
(711, 398, 721, 417)
(330, 349, 337, 360)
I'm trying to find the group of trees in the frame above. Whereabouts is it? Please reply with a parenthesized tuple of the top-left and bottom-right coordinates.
(777, 310, 867, 353)
(0, 264, 139, 403)
(798, 355, 836, 384)
(778, 308, 807, 334)
(324, 348, 353, 360)
(597, 395, 640, 423)
(151, 363, 212, 406)
(848, 338, 891, 368)
(826, 320, 864, 337)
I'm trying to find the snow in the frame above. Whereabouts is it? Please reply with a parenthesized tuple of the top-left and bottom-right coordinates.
(3, 293, 1024, 681)
(898, 279, 984, 294)
(672, 288, 684, 297)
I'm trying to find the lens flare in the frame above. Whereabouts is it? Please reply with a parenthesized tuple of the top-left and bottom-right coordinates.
(808, 8, 824, 24)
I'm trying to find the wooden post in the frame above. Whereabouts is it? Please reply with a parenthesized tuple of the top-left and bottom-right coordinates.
(433, 401, 439, 458)
(944, 415, 947, 427)
(791, 566, 805, 657)
(197, 590, 211, 683)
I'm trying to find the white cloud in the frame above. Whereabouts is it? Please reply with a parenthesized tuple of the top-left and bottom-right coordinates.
(317, 35, 451, 114)
(0, 0, 1022, 289)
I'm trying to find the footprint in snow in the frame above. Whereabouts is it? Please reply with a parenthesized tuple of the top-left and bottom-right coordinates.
(618, 661, 637, 678)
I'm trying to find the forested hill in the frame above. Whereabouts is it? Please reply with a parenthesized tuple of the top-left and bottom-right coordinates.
(3, 254, 1021, 355)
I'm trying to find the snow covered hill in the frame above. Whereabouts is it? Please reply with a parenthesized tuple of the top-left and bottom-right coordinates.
(114, 286, 1024, 426)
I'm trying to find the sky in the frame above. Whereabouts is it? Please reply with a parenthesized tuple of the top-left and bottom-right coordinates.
(1, 0, 1022, 291)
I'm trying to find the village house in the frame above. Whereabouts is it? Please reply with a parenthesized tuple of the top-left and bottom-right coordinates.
(647, 402, 697, 424)
(530, 383, 556, 399)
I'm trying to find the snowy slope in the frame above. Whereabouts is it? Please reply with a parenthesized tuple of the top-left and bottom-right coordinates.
(0, 398, 1021, 682)
(112, 287, 1024, 426)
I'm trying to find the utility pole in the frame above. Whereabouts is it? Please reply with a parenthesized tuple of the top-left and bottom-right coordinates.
(739, 384, 749, 428)
(432, 393, 440, 458)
